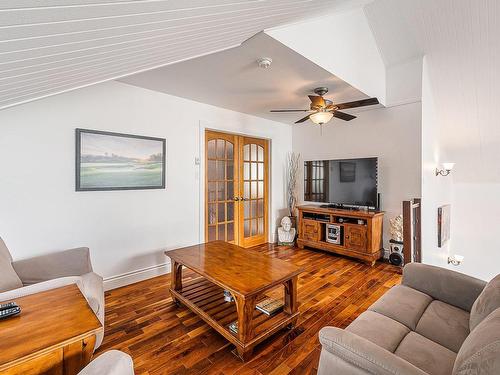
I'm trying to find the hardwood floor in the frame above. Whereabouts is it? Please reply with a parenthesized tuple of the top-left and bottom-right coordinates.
(97, 244, 401, 375)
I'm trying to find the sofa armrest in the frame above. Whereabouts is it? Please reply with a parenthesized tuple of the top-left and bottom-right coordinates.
(402, 263, 486, 311)
(81, 272, 105, 350)
(319, 327, 428, 375)
(78, 350, 134, 375)
(0, 276, 82, 302)
(12, 247, 93, 285)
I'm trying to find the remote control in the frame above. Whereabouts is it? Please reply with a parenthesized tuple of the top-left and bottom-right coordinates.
(0, 306, 21, 319)
(0, 301, 18, 311)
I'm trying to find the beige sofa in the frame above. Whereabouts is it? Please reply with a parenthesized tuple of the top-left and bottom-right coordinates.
(318, 263, 500, 375)
(0, 237, 104, 349)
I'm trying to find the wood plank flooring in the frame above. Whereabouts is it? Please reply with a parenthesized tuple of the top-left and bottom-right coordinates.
(97, 244, 401, 374)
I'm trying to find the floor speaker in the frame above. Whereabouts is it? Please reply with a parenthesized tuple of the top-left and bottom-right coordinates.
(389, 240, 404, 266)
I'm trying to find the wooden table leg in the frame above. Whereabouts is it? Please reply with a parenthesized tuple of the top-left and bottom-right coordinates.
(171, 261, 183, 306)
(234, 295, 257, 361)
(284, 276, 298, 328)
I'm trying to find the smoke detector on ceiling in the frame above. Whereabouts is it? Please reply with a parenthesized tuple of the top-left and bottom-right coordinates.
(257, 57, 272, 69)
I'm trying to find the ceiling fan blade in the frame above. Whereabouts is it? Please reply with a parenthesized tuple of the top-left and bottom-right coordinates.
(270, 109, 310, 112)
(295, 114, 311, 123)
(308, 95, 326, 108)
(336, 97, 379, 110)
(333, 111, 357, 121)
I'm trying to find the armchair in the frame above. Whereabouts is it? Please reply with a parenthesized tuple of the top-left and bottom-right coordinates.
(78, 350, 134, 375)
(0, 237, 104, 350)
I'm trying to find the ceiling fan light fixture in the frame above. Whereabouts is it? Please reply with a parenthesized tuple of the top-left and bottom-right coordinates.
(310, 111, 333, 125)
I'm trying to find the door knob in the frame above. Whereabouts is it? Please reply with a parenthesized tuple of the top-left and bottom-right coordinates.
(241, 197, 249, 201)
(233, 197, 240, 201)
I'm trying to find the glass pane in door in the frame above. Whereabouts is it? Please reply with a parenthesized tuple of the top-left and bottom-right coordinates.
(206, 135, 236, 243)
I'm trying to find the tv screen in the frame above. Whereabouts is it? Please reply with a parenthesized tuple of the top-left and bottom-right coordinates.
(304, 158, 378, 208)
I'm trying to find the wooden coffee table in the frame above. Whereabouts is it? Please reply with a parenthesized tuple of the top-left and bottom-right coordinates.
(0, 284, 102, 375)
(166, 241, 303, 361)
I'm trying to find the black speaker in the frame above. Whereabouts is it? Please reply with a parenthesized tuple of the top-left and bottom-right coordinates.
(389, 252, 404, 266)
(389, 240, 404, 266)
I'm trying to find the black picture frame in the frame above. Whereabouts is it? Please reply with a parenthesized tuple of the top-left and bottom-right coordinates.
(339, 162, 356, 183)
(76, 128, 166, 191)
(437, 204, 451, 248)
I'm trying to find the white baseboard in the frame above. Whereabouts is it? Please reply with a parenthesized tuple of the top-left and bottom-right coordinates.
(103, 261, 171, 291)
(270, 232, 277, 244)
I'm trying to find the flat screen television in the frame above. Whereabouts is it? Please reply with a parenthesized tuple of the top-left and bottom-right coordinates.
(303, 157, 378, 208)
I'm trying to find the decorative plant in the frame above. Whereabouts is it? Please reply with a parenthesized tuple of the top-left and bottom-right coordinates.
(286, 152, 300, 217)
(389, 215, 404, 242)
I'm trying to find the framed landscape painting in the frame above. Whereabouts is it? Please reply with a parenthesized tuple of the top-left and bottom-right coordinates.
(76, 129, 166, 191)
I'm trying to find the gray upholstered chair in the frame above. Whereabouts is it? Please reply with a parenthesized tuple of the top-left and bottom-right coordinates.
(318, 263, 500, 375)
(78, 350, 134, 375)
(0, 237, 104, 350)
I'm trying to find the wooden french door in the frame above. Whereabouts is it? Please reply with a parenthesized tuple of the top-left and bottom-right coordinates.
(238, 136, 268, 247)
(205, 130, 268, 248)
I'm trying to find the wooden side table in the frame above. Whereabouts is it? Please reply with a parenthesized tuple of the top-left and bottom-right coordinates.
(0, 284, 103, 375)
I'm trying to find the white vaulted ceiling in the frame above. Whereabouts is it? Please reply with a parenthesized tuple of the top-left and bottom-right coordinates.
(120, 32, 368, 124)
(364, 0, 500, 182)
(0, 0, 372, 110)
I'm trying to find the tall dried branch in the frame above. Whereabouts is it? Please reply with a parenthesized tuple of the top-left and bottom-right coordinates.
(286, 152, 301, 217)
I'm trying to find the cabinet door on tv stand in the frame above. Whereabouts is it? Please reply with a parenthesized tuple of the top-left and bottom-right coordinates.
(345, 226, 367, 252)
(302, 220, 321, 242)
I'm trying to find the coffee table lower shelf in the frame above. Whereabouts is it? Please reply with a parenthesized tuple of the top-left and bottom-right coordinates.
(169, 277, 298, 360)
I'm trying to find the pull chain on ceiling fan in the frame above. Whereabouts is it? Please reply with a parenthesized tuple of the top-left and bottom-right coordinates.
(270, 87, 379, 125)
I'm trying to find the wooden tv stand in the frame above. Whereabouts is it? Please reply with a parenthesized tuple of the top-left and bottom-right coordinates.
(297, 205, 384, 265)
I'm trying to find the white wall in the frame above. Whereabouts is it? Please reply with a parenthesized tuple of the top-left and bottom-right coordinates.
(293, 102, 422, 251)
(419, 55, 500, 280)
(420, 57, 453, 267)
(266, 7, 387, 104)
(385, 58, 422, 107)
(364, 0, 500, 281)
(452, 183, 500, 280)
(0, 81, 292, 289)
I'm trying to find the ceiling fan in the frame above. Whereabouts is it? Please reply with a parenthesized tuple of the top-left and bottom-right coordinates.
(270, 87, 379, 125)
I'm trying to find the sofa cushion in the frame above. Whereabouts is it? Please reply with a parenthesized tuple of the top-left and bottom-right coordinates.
(0, 237, 22, 293)
(319, 327, 429, 375)
(453, 307, 500, 375)
(346, 310, 410, 352)
(368, 285, 432, 330)
(469, 274, 500, 331)
(403, 263, 486, 311)
(395, 331, 457, 375)
(416, 300, 470, 352)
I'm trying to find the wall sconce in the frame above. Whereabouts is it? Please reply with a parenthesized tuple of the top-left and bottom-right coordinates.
(436, 162, 455, 176)
(448, 254, 464, 266)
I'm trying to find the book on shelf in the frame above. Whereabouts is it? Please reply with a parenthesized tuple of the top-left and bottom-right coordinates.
(223, 289, 234, 302)
(256, 298, 284, 316)
(228, 321, 238, 334)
